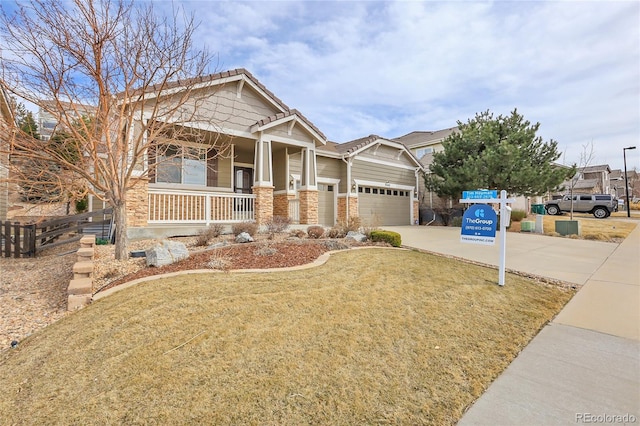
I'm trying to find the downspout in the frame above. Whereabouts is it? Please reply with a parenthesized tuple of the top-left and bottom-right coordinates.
(341, 155, 351, 220)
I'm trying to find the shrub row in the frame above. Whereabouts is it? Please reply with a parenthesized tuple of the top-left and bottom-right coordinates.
(369, 230, 402, 247)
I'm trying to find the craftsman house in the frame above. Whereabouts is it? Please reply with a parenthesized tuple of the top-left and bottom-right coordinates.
(104, 69, 423, 239)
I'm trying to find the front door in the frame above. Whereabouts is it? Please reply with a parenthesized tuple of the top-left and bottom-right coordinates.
(234, 167, 253, 194)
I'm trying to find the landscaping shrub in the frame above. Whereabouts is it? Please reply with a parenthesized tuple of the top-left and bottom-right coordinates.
(75, 197, 88, 213)
(96, 238, 110, 245)
(344, 216, 361, 233)
(326, 216, 361, 238)
(264, 216, 291, 239)
(195, 224, 224, 246)
(370, 230, 402, 247)
(511, 209, 527, 222)
(289, 229, 306, 239)
(307, 225, 325, 239)
(231, 221, 258, 237)
(451, 216, 462, 227)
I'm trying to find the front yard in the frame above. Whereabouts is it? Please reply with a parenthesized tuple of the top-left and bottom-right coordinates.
(0, 248, 574, 425)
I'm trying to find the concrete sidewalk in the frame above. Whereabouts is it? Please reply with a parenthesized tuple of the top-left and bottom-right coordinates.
(387, 224, 640, 425)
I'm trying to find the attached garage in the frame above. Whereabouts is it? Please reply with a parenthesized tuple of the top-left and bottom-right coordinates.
(358, 186, 412, 226)
(317, 182, 336, 226)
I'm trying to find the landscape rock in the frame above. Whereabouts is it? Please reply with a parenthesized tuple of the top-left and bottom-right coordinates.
(345, 231, 367, 243)
(235, 232, 254, 243)
(145, 240, 189, 267)
(207, 241, 230, 250)
(323, 240, 349, 251)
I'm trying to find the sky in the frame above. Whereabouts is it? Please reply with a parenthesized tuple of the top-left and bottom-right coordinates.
(168, 0, 639, 171)
(5, 0, 639, 171)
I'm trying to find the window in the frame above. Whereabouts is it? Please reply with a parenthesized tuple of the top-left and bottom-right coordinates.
(358, 187, 363, 193)
(155, 144, 211, 186)
(579, 195, 592, 201)
(415, 147, 433, 158)
(373, 188, 378, 194)
(387, 189, 392, 195)
(328, 185, 334, 192)
(365, 187, 371, 194)
(393, 190, 398, 196)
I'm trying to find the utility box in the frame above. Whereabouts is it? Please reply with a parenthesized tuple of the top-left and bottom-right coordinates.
(535, 214, 544, 233)
(521, 221, 535, 232)
(555, 220, 580, 236)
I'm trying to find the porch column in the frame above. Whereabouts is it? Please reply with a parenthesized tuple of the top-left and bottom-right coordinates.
(299, 147, 318, 224)
(253, 133, 274, 224)
(126, 177, 149, 228)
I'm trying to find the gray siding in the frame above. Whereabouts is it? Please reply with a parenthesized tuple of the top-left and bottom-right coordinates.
(217, 156, 232, 188)
(289, 152, 302, 177)
(272, 149, 287, 190)
(267, 123, 314, 144)
(352, 160, 415, 187)
(358, 145, 415, 168)
(168, 84, 281, 134)
(317, 156, 341, 180)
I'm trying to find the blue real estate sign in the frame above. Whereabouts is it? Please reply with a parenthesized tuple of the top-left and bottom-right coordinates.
(460, 204, 497, 245)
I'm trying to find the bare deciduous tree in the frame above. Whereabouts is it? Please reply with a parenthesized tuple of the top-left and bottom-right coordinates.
(1, 0, 226, 259)
(567, 141, 595, 220)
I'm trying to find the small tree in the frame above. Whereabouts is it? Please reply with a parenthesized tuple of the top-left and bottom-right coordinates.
(426, 109, 576, 200)
(566, 142, 595, 220)
(1, 0, 222, 259)
(14, 101, 40, 139)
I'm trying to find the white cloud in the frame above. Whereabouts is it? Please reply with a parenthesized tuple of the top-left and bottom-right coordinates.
(183, 0, 639, 169)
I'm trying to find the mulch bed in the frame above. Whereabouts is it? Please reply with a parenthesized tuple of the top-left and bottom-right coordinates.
(97, 240, 334, 294)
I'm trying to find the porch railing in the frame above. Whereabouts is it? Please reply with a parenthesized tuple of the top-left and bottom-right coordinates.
(148, 189, 255, 224)
(288, 199, 300, 224)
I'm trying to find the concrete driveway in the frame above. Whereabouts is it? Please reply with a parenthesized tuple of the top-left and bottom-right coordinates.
(386, 226, 619, 285)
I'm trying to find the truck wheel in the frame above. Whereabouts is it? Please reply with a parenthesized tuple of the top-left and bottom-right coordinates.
(593, 207, 608, 219)
(546, 205, 559, 215)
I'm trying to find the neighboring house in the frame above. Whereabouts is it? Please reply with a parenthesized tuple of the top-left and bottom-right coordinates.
(394, 127, 458, 160)
(38, 100, 95, 141)
(557, 164, 612, 196)
(611, 168, 639, 201)
(0, 83, 14, 221)
(119, 69, 423, 239)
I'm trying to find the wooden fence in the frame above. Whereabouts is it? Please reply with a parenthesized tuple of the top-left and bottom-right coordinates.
(1, 208, 113, 258)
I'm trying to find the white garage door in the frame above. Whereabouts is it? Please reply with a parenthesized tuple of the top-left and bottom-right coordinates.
(317, 183, 335, 226)
(358, 186, 411, 226)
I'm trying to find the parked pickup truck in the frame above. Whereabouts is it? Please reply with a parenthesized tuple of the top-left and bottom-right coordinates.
(545, 194, 618, 219)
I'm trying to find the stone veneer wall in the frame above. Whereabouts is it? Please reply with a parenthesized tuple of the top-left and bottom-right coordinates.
(273, 193, 295, 219)
(126, 178, 149, 228)
(298, 189, 318, 224)
(413, 200, 419, 225)
(67, 235, 95, 311)
(253, 186, 274, 224)
(337, 195, 359, 223)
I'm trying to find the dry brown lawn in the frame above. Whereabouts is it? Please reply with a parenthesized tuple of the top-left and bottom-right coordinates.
(541, 214, 636, 241)
(0, 249, 574, 425)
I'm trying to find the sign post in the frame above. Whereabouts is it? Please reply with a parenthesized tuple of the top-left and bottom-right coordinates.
(460, 190, 514, 286)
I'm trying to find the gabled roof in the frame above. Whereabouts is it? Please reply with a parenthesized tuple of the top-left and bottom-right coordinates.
(123, 68, 326, 144)
(0, 82, 15, 125)
(317, 134, 423, 169)
(252, 108, 326, 143)
(393, 127, 458, 148)
(572, 178, 599, 190)
(333, 134, 384, 155)
(124, 68, 289, 111)
(582, 164, 611, 173)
